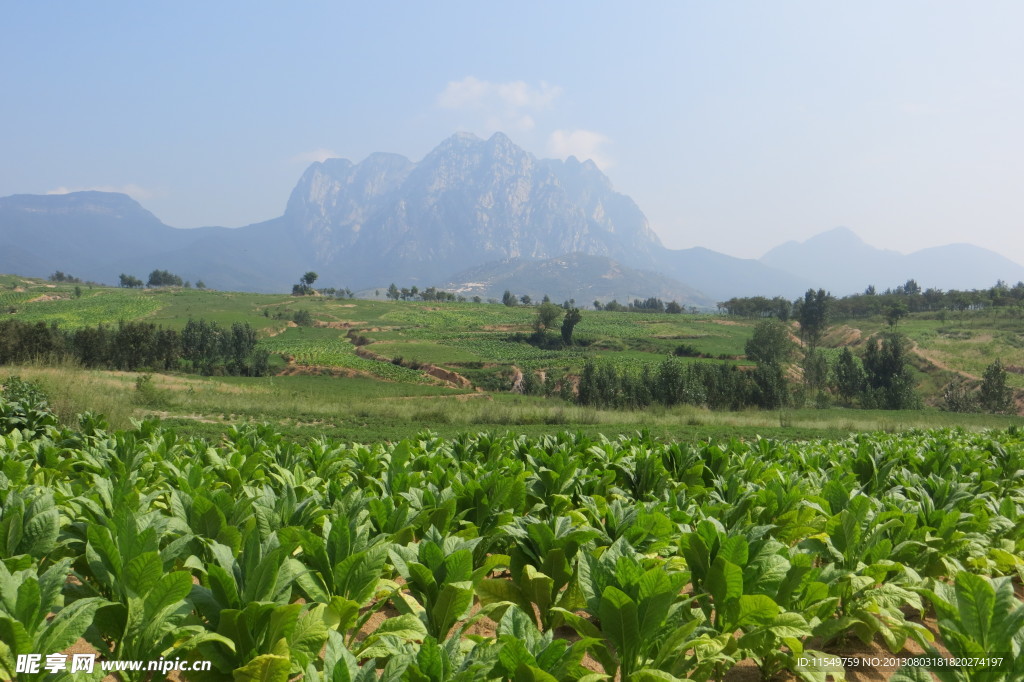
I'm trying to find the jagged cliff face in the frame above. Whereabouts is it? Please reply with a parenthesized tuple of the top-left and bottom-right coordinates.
(281, 132, 663, 282)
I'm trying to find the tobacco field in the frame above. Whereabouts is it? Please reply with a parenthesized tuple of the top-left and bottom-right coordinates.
(1, 379, 1023, 681)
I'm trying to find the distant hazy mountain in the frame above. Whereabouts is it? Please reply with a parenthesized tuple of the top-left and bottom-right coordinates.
(0, 191, 303, 292)
(441, 253, 715, 307)
(761, 227, 1024, 295)
(656, 247, 814, 302)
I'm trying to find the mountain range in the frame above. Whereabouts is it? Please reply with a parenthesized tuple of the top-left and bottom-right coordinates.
(1, 132, 1021, 303)
(761, 227, 1024, 295)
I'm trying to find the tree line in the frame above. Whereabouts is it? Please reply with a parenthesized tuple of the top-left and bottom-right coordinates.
(719, 279, 1024, 320)
(386, 284, 463, 302)
(118, 270, 206, 289)
(575, 357, 779, 411)
(0, 318, 268, 376)
(572, 326, 928, 413)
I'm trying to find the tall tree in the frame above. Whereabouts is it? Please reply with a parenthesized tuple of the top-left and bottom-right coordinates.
(862, 332, 919, 409)
(534, 302, 563, 334)
(744, 320, 793, 366)
(884, 301, 908, 328)
(833, 347, 865, 403)
(796, 288, 831, 348)
(978, 359, 1014, 414)
(561, 307, 582, 346)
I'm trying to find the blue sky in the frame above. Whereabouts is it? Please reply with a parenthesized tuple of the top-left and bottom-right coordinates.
(3, 2, 1023, 268)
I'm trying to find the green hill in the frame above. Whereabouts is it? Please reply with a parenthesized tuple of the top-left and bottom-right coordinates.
(1, 273, 1021, 441)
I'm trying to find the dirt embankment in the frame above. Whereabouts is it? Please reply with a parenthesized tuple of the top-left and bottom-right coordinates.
(353, 346, 473, 389)
(824, 325, 863, 347)
(509, 365, 525, 393)
(315, 320, 367, 329)
(906, 339, 980, 381)
(264, 321, 297, 337)
(277, 364, 372, 379)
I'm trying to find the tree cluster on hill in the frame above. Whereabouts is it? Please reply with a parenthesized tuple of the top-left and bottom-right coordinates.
(0, 318, 269, 376)
(717, 296, 793, 319)
(147, 269, 184, 287)
(519, 304, 584, 348)
(48, 271, 81, 284)
(594, 297, 691, 314)
(292, 271, 319, 296)
(318, 287, 354, 299)
(384, 283, 462, 302)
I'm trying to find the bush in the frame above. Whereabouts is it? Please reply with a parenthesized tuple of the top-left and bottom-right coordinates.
(292, 309, 314, 326)
(134, 373, 166, 407)
(941, 377, 978, 413)
(0, 375, 58, 435)
(673, 343, 702, 358)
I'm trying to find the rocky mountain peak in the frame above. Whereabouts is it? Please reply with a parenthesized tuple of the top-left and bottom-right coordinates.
(275, 132, 664, 284)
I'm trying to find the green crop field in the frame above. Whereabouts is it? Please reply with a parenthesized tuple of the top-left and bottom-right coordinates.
(2, 275, 1023, 432)
(3, 275, 1024, 681)
(2, 288, 164, 327)
(258, 327, 435, 383)
(2, 381, 1023, 681)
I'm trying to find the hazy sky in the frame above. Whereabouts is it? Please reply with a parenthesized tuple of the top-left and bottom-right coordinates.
(3, 2, 1023, 265)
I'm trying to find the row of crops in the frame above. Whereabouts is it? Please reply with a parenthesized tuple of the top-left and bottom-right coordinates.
(5, 291, 164, 329)
(1, 383, 1023, 680)
(257, 328, 431, 383)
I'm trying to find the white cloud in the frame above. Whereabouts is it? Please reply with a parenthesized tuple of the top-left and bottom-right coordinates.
(437, 77, 562, 132)
(548, 129, 613, 169)
(290, 148, 340, 164)
(46, 184, 155, 200)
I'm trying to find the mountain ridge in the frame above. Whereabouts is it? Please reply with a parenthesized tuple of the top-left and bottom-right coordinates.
(2, 133, 1020, 302)
(760, 226, 1024, 295)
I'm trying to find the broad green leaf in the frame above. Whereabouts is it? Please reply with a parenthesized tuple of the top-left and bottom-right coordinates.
(952, 571, 994, 648)
(520, 566, 555, 623)
(731, 594, 780, 629)
(20, 507, 59, 558)
(0, 617, 31, 656)
(325, 596, 361, 633)
(37, 597, 111, 654)
(477, 578, 528, 621)
(599, 586, 639, 674)
(442, 548, 473, 583)
(367, 613, 428, 640)
(233, 653, 291, 682)
(430, 581, 473, 637)
(14, 577, 41, 629)
(242, 553, 283, 604)
(513, 664, 560, 682)
(498, 636, 537, 675)
(629, 670, 685, 681)
(706, 557, 742, 614)
(414, 636, 445, 681)
(290, 605, 330, 666)
(551, 608, 617, 678)
(144, 571, 193, 621)
(718, 535, 748, 567)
